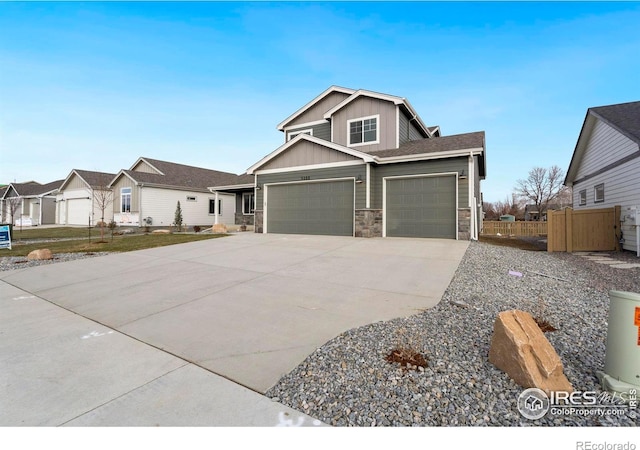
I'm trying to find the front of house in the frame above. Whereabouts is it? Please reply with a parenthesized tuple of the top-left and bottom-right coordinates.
(1, 180, 61, 226)
(247, 86, 486, 239)
(56, 169, 116, 226)
(109, 157, 254, 228)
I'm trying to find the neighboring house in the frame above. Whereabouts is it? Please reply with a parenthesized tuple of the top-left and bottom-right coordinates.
(56, 169, 117, 226)
(109, 157, 254, 228)
(524, 204, 560, 221)
(1, 180, 62, 226)
(564, 100, 640, 254)
(246, 86, 486, 239)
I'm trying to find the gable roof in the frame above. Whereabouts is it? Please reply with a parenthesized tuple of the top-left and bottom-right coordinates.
(277, 86, 356, 131)
(565, 100, 640, 185)
(322, 88, 432, 138)
(60, 169, 117, 191)
(111, 157, 253, 192)
(2, 180, 62, 198)
(246, 134, 375, 174)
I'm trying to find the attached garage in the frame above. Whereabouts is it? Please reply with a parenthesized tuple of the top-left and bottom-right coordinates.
(266, 179, 355, 236)
(66, 198, 92, 225)
(384, 174, 457, 239)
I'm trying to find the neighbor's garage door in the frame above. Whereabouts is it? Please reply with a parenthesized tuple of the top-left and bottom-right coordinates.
(266, 180, 354, 236)
(385, 175, 456, 238)
(66, 198, 92, 225)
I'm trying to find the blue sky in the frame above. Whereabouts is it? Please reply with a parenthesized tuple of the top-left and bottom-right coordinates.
(1, 1, 639, 202)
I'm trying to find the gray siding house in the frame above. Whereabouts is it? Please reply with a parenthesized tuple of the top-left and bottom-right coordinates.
(564, 100, 640, 254)
(1, 180, 61, 226)
(247, 86, 487, 239)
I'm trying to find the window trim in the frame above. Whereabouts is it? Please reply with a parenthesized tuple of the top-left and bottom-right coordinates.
(208, 199, 223, 215)
(120, 187, 132, 213)
(287, 128, 313, 141)
(347, 114, 380, 148)
(242, 192, 255, 215)
(594, 184, 605, 203)
(579, 189, 586, 206)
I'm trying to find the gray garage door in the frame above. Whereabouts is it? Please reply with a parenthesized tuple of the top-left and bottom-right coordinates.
(385, 175, 456, 238)
(266, 180, 354, 236)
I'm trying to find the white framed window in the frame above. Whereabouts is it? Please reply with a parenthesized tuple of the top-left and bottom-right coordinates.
(594, 184, 605, 203)
(243, 192, 255, 215)
(347, 114, 379, 147)
(121, 187, 131, 213)
(209, 199, 222, 215)
(579, 190, 586, 206)
(186, 196, 197, 202)
(287, 129, 313, 141)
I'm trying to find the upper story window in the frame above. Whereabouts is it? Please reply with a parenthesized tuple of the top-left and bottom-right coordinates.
(348, 115, 379, 147)
(594, 184, 605, 203)
(121, 187, 131, 213)
(287, 129, 313, 141)
(579, 190, 586, 206)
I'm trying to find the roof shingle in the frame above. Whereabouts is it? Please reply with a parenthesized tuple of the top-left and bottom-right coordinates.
(590, 101, 640, 144)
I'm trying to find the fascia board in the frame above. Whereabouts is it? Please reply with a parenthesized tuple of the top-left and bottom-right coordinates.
(277, 86, 356, 131)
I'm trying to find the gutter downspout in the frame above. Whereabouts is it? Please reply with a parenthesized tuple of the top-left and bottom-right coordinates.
(468, 153, 477, 240)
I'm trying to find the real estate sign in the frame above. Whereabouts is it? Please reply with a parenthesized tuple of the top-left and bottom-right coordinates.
(0, 225, 12, 250)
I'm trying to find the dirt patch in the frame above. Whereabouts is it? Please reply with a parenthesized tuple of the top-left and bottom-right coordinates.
(479, 235, 547, 251)
(385, 347, 428, 371)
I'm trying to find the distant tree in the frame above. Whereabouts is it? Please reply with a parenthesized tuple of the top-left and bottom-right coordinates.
(93, 186, 114, 242)
(488, 194, 525, 220)
(515, 166, 565, 221)
(7, 197, 22, 226)
(174, 201, 183, 232)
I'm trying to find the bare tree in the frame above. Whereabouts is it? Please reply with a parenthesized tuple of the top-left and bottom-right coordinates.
(7, 197, 22, 226)
(489, 193, 525, 220)
(93, 186, 114, 242)
(515, 166, 565, 221)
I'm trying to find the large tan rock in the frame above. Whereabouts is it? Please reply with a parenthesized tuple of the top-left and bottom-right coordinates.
(27, 249, 53, 260)
(212, 224, 228, 234)
(489, 310, 573, 395)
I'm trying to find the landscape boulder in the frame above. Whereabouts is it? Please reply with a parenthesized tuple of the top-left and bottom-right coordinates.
(27, 249, 53, 260)
(212, 224, 228, 234)
(152, 229, 171, 234)
(488, 309, 573, 395)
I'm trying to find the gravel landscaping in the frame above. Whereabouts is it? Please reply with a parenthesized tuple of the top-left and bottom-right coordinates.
(0, 252, 112, 271)
(267, 241, 640, 426)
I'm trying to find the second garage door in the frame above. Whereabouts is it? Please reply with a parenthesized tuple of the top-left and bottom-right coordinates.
(66, 198, 92, 226)
(266, 180, 354, 236)
(385, 175, 457, 239)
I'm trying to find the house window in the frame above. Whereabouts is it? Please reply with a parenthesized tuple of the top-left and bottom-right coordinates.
(579, 190, 586, 206)
(243, 192, 255, 215)
(287, 129, 313, 141)
(594, 184, 605, 203)
(348, 115, 379, 147)
(121, 187, 131, 213)
(209, 199, 222, 215)
(186, 196, 197, 202)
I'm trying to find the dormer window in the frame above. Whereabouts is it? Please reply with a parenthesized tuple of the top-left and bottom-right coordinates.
(348, 115, 379, 147)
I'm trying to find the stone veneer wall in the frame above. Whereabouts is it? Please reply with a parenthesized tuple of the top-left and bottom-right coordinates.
(355, 209, 383, 238)
(254, 210, 264, 233)
(458, 208, 471, 240)
(235, 213, 255, 226)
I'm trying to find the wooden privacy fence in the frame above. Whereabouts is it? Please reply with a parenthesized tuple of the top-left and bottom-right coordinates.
(481, 221, 547, 237)
(547, 206, 621, 252)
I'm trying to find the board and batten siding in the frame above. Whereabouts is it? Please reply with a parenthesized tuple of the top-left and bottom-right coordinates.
(398, 110, 425, 146)
(131, 160, 161, 174)
(288, 91, 352, 128)
(331, 97, 397, 151)
(64, 173, 89, 190)
(259, 140, 359, 171)
(110, 176, 140, 215)
(574, 119, 639, 181)
(371, 158, 469, 209)
(286, 122, 331, 142)
(256, 164, 367, 210)
(141, 187, 236, 226)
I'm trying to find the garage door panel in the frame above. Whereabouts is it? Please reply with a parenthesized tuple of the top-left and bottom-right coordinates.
(67, 199, 92, 225)
(386, 176, 456, 239)
(267, 180, 354, 236)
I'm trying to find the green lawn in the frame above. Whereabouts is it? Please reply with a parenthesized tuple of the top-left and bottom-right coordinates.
(2, 227, 227, 257)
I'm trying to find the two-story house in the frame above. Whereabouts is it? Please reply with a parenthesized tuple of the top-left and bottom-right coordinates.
(245, 86, 486, 239)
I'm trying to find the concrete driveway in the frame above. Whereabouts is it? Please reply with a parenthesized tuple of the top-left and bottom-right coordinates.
(1, 233, 467, 424)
